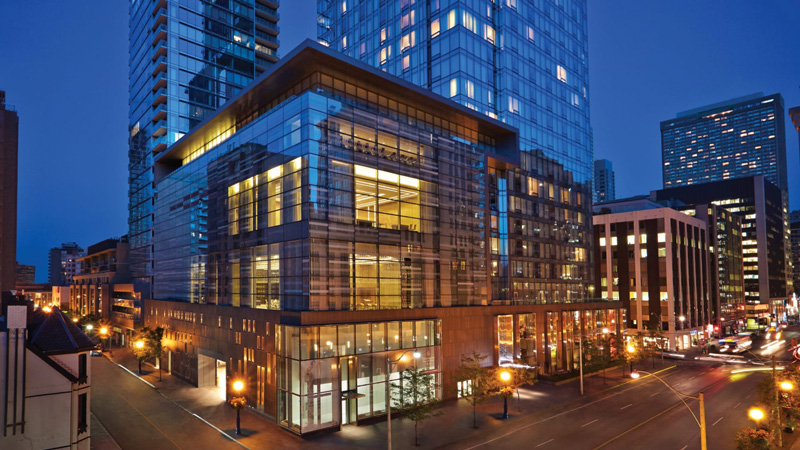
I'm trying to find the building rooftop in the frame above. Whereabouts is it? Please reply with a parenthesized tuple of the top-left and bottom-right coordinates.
(156, 39, 519, 177)
(675, 92, 768, 118)
(27, 307, 95, 355)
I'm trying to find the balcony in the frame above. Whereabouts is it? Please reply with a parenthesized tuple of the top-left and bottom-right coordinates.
(151, 54, 167, 77)
(255, 2, 279, 20)
(151, 74, 167, 92)
(255, 0, 279, 10)
(152, 134, 168, 153)
(255, 30, 279, 49)
(255, 15, 279, 34)
(152, 43, 167, 61)
(255, 44, 278, 62)
(152, 118, 167, 138)
(151, 0, 166, 17)
(151, 86, 167, 107)
(151, 104, 167, 123)
(151, 9, 167, 30)
(152, 24, 167, 47)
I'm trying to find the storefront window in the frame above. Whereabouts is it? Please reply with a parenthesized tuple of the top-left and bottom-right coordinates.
(497, 315, 514, 365)
(518, 313, 536, 366)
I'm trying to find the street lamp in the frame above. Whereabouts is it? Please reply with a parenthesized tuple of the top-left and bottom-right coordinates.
(500, 370, 511, 419)
(100, 327, 109, 352)
(748, 407, 765, 423)
(135, 340, 145, 374)
(86, 324, 94, 331)
(626, 344, 636, 373)
(631, 369, 707, 450)
(233, 380, 244, 435)
(386, 349, 420, 450)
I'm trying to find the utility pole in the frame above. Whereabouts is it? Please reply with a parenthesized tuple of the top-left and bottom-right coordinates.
(699, 393, 707, 450)
(773, 355, 782, 448)
(579, 337, 584, 395)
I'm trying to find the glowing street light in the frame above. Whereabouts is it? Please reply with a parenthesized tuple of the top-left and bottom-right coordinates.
(233, 380, 245, 435)
(500, 370, 512, 419)
(780, 381, 794, 391)
(749, 407, 765, 422)
(135, 340, 145, 374)
(86, 324, 93, 331)
(386, 349, 421, 450)
(42, 306, 52, 313)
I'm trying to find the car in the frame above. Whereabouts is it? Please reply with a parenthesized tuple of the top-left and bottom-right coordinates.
(90, 350, 103, 357)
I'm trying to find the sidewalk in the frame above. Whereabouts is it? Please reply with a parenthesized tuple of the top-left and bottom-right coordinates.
(99, 347, 677, 450)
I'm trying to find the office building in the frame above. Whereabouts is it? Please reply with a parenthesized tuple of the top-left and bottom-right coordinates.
(15, 262, 36, 286)
(1, 303, 94, 450)
(146, 42, 620, 435)
(662, 93, 792, 299)
(593, 198, 711, 350)
(661, 93, 787, 191)
(594, 159, 615, 203)
(652, 176, 788, 322)
(0, 91, 18, 297)
(789, 105, 800, 162)
(127, 0, 281, 297)
(48, 242, 84, 286)
(792, 210, 800, 295)
(318, 0, 595, 299)
(71, 236, 140, 343)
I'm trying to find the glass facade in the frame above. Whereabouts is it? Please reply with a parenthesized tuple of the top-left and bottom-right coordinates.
(661, 93, 787, 192)
(318, 0, 594, 300)
(276, 319, 441, 434)
(128, 0, 280, 294)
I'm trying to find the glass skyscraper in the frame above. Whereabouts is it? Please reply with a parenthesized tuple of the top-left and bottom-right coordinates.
(661, 92, 787, 192)
(317, 0, 594, 300)
(593, 158, 614, 203)
(128, 0, 280, 295)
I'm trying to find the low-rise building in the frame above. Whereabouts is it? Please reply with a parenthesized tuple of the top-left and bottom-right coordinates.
(594, 198, 712, 350)
(0, 300, 94, 450)
(71, 236, 140, 344)
(15, 262, 35, 286)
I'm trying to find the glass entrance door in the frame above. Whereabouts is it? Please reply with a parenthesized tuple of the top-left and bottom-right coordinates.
(340, 356, 358, 425)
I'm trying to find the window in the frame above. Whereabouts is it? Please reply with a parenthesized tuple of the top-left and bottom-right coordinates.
(484, 24, 495, 43)
(657, 232, 666, 243)
(465, 79, 474, 99)
(78, 353, 87, 384)
(557, 65, 567, 83)
(431, 19, 440, 38)
(462, 11, 476, 33)
(401, 11, 415, 29)
(342, 35, 347, 49)
(354, 164, 420, 232)
(527, 26, 534, 41)
(228, 158, 304, 235)
(380, 28, 387, 43)
(450, 78, 458, 97)
(447, 9, 456, 29)
(508, 96, 519, 113)
(400, 32, 415, 52)
(402, 55, 410, 71)
(380, 47, 389, 64)
(78, 393, 88, 434)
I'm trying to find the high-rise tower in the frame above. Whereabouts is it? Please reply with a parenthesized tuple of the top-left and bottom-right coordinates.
(0, 91, 18, 296)
(318, 0, 594, 300)
(593, 159, 615, 203)
(128, 0, 280, 295)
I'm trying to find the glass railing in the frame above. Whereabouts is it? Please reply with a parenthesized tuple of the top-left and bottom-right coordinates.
(255, 29, 278, 44)
(254, 2, 279, 18)
(255, 15, 279, 32)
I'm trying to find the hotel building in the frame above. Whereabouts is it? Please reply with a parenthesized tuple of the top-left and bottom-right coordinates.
(146, 42, 619, 435)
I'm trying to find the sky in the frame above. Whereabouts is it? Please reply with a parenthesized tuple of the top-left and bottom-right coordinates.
(0, 1, 798, 281)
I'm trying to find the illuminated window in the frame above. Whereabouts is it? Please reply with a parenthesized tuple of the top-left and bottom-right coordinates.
(640, 234, 647, 244)
(380, 47, 389, 64)
(431, 19, 440, 37)
(640, 249, 647, 258)
(341, 36, 347, 49)
(465, 79, 474, 99)
(506, 0, 517, 8)
(611, 236, 618, 246)
(557, 65, 567, 83)
(462, 11, 476, 33)
(627, 235, 635, 245)
(401, 11, 415, 29)
(599, 237, 606, 247)
(354, 164, 421, 232)
(228, 158, 304, 235)
(484, 25, 495, 44)
(342, 1, 347, 13)
(252, 244, 280, 310)
(400, 32, 415, 52)
(450, 78, 458, 97)
(447, 9, 456, 29)
(402, 55, 410, 71)
(380, 28, 387, 43)
(527, 26, 534, 41)
(508, 96, 519, 113)
(657, 232, 666, 243)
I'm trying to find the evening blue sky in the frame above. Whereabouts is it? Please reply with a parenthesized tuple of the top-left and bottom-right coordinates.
(0, 1, 798, 281)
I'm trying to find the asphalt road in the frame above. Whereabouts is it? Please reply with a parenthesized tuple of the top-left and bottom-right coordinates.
(91, 356, 243, 450)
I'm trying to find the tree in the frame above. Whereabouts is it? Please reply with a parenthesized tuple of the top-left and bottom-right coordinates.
(132, 329, 150, 375)
(147, 327, 165, 381)
(645, 325, 667, 367)
(588, 335, 613, 384)
(453, 352, 496, 429)
(391, 367, 442, 446)
(734, 428, 771, 450)
(508, 360, 537, 411)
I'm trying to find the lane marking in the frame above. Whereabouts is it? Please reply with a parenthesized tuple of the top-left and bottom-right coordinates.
(620, 404, 633, 410)
(733, 402, 741, 409)
(680, 446, 688, 450)
(461, 366, 678, 450)
(105, 356, 252, 450)
(712, 416, 724, 426)
(536, 439, 554, 447)
(650, 392, 660, 397)
(581, 419, 599, 427)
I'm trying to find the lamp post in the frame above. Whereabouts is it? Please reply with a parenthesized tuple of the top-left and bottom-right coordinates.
(233, 380, 244, 435)
(679, 316, 687, 350)
(626, 344, 636, 373)
(579, 328, 610, 396)
(386, 349, 420, 450)
(135, 340, 145, 374)
(631, 369, 706, 450)
(100, 327, 109, 351)
(500, 370, 511, 418)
